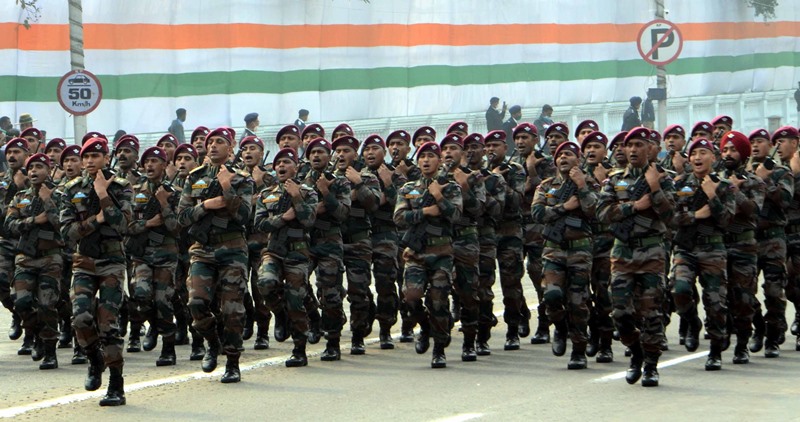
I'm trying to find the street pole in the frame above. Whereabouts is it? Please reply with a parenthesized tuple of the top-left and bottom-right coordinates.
(68, 0, 86, 143)
(655, 0, 667, 133)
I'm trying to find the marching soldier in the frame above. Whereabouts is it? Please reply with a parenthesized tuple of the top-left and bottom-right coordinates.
(254, 148, 318, 367)
(60, 135, 133, 405)
(6, 153, 63, 370)
(189, 126, 209, 165)
(608, 132, 628, 169)
(574, 120, 600, 146)
(532, 141, 598, 369)
(332, 123, 355, 141)
(597, 127, 675, 387)
(20, 127, 44, 156)
(112, 135, 143, 187)
(394, 141, 463, 368)
(156, 134, 180, 180)
(545, 123, 570, 157)
(44, 138, 67, 183)
(659, 125, 689, 175)
(177, 127, 254, 383)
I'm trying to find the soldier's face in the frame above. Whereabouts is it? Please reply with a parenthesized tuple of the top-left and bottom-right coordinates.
(547, 133, 566, 155)
(750, 138, 770, 159)
(465, 142, 484, 165)
(613, 145, 628, 166)
(23, 136, 40, 154)
(175, 153, 197, 177)
(450, 130, 468, 139)
(363, 144, 385, 169)
(26, 162, 49, 185)
(648, 141, 661, 162)
(556, 150, 579, 172)
(692, 130, 711, 141)
(576, 128, 594, 145)
(6, 148, 28, 171)
(332, 131, 350, 141)
(776, 137, 799, 161)
(721, 143, 742, 170)
(63, 156, 82, 178)
(144, 157, 167, 180)
(713, 125, 729, 139)
(115, 147, 137, 169)
(308, 147, 331, 171)
(665, 134, 685, 152)
(206, 136, 231, 164)
(82, 152, 108, 176)
(514, 132, 536, 156)
(414, 135, 434, 147)
(583, 142, 606, 165)
(274, 157, 297, 182)
(484, 141, 506, 163)
(46, 148, 63, 166)
(302, 133, 320, 148)
(690, 147, 714, 174)
(625, 139, 649, 168)
(387, 139, 410, 162)
(241, 144, 263, 168)
(417, 151, 440, 177)
(334, 146, 356, 170)
(442, 144, 463, 167)
(157, 141, 177, 161)
(192, 137, 207, 156)
(279, 134, 301, 151)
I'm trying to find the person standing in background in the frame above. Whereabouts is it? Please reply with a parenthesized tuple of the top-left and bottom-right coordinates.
(485, 97, 507, 132)
(295, 109, 309, 132)
(168, 108, 186, 144)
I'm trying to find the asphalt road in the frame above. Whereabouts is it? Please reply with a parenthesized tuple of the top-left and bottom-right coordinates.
(1, 279, 798, 422)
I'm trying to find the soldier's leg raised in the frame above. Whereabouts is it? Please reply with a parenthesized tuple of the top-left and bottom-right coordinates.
(542, 247, 568, 358)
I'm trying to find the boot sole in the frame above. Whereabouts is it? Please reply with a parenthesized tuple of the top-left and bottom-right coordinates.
(380, 343, 395, 350)
(461, 355, 477, 362)
(285, 361, 308, 367)
(156, 360, 176, 367)
(567, 364, 587, 370)
(431, 363, 446, 369)
(641, 380, 659, 387)
(99, 398, 126, 406)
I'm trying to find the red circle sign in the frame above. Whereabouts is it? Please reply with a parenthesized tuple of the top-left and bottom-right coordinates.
(636, 19, 683, 66)
(56, 70, 103, 116)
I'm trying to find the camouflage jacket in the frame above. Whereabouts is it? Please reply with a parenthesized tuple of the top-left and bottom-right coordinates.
(302, 169, 351, 232)
(367, 165, 407, 229)
(394, 177, 463, 237)
(446, 170, 485, 229)
(253, 180, 318, 256)
(491, 160, 525, 223)
(0, 169, 29, 243)
(753, 161, 793, 229)
(597, 165, 675, 239)
(532, 173, 598, 241)
(5, 185, 64, 254)
(672, 172, 736, 237)
(177, 164, 253, 237)
(721, 167, 766, 235)
(477, 169, 506, 229)
(335, 166, 381, 236)
(127, 178, 180, 261)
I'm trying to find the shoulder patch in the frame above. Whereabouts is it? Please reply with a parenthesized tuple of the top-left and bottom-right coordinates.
(189, 165, 207, 175)
(65, 178, 81, 190)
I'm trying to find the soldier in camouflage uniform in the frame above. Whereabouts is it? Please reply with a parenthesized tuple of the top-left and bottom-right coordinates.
(302, 138, 351, 361)
(302, 123, 325, 147)
(61, 136, 133, 405)
(533, 141, 598, 369)
(254, 148, 318, 367)
(177, 127, 253, 383)
(6, 153, 63, 370)
(189, 126, 209, 166)
(711, 115, 734, 147)
(597, 127, 675, 387)
(157, 134, 180, 181)
(484, 130, 526, 350)
(2, 138, 31, 351)
(363, 134, 407, 349)
(659, 125, 689, 176)
(574, 120, 600, 146)
(44, 138, 67, 185)
(126, 147, 181, 367)
(112, 135, 144, 187)
(332, 135, 381, 354)
(608, 132, 628, 169)
(332, 123, 355, 142)
(513, 122, 556, 344)
(581, 131, 615, 362)
(545, 123, 570, 157)
(671, 138, 736, 370)
(394, 141, 462, 368)
(748, 128, 793, 357)
(387, 129, 421, 342)
(719, 131, 766, 364)
(464, 133, 505, 355)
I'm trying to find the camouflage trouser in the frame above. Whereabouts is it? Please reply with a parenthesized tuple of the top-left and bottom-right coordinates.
(523, 223, 545, 324)
(453, 231, 480, 337)
(172, 257, 190, 330)
(248, 248, 271, 328)
(187, 240, 248, 357)
(477, 229, 498, 329)
(785, 236, 800, 312)
(543, 244, 592, 347)
(309, 230, 345, 339)
(589, 234, 614, 338)
(343, 235, 374, 335)
(726, 239, 758, 336)
(130, 257, 177, 338)
(14, 253, 63, 341)
(257, 250, 310, 340)
(671, 244, 728, 342)
(396, 230, 411, 327)
(372, 228, 399, 329)
(71, 254, 126, 368)
(0, 244, 15, 312)
(58, 255, 74, 322)
(496, 223, 524, 327)
(402, 244, 453, 345)
(610, 242, 666, 360)
(756, 235, 787, 333)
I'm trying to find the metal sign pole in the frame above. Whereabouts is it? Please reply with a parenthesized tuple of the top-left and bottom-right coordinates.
(655, 0, 668, 133)
(68, 0, 86, 143)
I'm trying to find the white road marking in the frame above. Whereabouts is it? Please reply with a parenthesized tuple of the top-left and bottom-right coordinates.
(430, 413, 485, 422)
(591, 351, 708, 383)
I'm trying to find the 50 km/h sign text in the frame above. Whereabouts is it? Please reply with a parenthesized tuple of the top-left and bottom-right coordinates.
(56, 70, 103, 116)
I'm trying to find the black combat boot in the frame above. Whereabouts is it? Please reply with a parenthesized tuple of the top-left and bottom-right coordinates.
(142, 325, 158, 352)
(518, 304, 531, 338)
(273, 308, 290, 343)
(202, 337, 220, 372)
(749, 309, 765, 353)
(285, 338, 308, 367)
(156, 335, 177, 367)
(242, 314, 254, 341)
(72, 342, 88, 365)
(791, 312, 800, 336)
(504, 325, 520, 351)
(175, 312, 189, 345)
(678, 316, 688, 345)
(551, 321, 567, 357)
(127, 322, 142, 353)
(17, 331, 33, 355)
(476, 325, 491, 356)
(254, 325, 270, 350)
(415, 321, 430, 354)
(189, 330, 206, 361)
(350, 332, 366, 355)
(85, 346, 105, 391)
(596, 333, 614, 363)
(58, 318, 72, 349)
(321, 337, 341, 361)
(625, 341, 644, 385)
(586, 330, 599, 358)
(8, 310, 22, 340)
(98, 367, 126, 406)
(40, 340, 58, 370)
(530, 315, 551, 345)
(567, 344, 588, 370)
(641, 363, 659, 387)
(764, 323, 781, 358)
(307, 310, 322, 345)
(732, 332, 750, 364)
(431, 342, 447, 369)
(462, 332, 477, 362)
(379, 326, 394, 350)
(399, 317, 415, 343)
(220, 354, 241, 383)
(684, 314, 702, 352)
(705, 342, 722, 371)
(31, 335, 45, 361)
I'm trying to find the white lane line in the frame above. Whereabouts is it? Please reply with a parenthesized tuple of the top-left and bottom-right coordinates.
(1, 307, 523, 418)
(591, 351, 709, 383)
(430, 413, 485, 422)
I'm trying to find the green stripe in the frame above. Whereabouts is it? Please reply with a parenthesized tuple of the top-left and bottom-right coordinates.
(3, 52, 799, 102)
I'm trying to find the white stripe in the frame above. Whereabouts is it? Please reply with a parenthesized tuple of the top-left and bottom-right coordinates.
(429, 413, 485, 422)
(591, 351, 708, 383)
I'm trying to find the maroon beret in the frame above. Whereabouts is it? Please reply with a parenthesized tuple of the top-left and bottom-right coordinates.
(748, 128, 770, 142)
(20, 127, 43, 140)
(362, 134, 386, 150)
(275, 125, 300, 143)
(464, 133, 485, 146)
(439, 134, 464, 149)
(115, 134, 140, 152)
(140, 146, 168, 166)
(691, 121, 713, 135)
(331, 135, 360, 152)
(412, 126, 436, 142)
(513, 122, 538, 138)
(157, 133, 178, 147)
(575, 120, 599, 137)
(174, 144, 198, 163)
(59, 145, 81, 166)
(623, 127, 651, 146)
(45, 138, 67, 152)
(686, 138, 714, 156)
(81, 131, 108, 146)
(333, 123, 354, 137)
(649, 130, 662, 144)
(581, 131, 608, 151)
(80, 138, 109, 156)
(387, 130, 411, 144)
(305, 138, 332, 159)
(190, 126, 209, 141)
(663, 124, 686, 138)
(415, 142, 441, 159)
(447, 121, 468, 134)
(485, 130, 507, 143)
(301, 123, 325, 139)
(240, 136, 264, 150)
(771, 126, 799, 144)
(25, 153, 51, 169)
(273, 147, 299, 167)
(608, 131, 628, 151)
(545, 123, 569, 139)
(6, 137, 29, 153)
(711, 115, 733, 128)
(205, 127, 235, 147)
(555, 141, 581, 158)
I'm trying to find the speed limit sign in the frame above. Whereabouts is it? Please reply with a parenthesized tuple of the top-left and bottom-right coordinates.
(56, 69, 103, 116)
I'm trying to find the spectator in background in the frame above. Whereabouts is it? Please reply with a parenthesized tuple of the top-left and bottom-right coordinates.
(503, 105, 522, 155)
(0, 116, 11, 134)
(168, 108, 187, 144)
(485, 97, 507, 132)
(534, 105, 554, 144)
(641, 94, 656, 129)
(621, 96, 642, 131)
(18, 113, 35, 130)
(295, 109, 309, 132)
(242, 112, 259, 140)
(113, 130, 127, 145)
